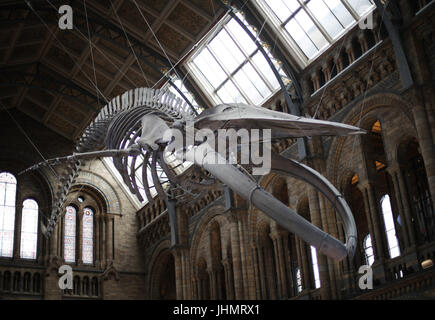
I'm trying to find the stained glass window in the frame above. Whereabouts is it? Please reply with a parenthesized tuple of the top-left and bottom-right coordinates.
(257, 0, 375, 61)
(187, 13, 285, 106)
(363, 234, 374, 266)
(82, 207, 93, 264)
(64, 205, 76, 263)
(310, 246, 321, 288)
(0, 172, 17, 258)
(380, 195, 401, 259)
(20, 199, 38, 259)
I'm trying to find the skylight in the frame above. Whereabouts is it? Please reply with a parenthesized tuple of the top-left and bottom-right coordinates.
(187, 13, 286, 106)
(255, 0, 375, 63)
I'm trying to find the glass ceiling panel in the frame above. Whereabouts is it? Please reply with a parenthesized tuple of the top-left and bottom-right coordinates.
(189, 14, 285, 106)
(262, 0, 375, 62)
(209, 30, 245, 74)
(193, 49, 227, 88)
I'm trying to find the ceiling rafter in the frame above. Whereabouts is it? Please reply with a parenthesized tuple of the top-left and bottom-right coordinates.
(0, 0, 224, 140)
(42, 0, 125, 125)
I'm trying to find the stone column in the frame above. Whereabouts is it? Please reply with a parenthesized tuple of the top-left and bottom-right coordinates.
(99, 215, 105, 268)
(95, 214, 100, 266)
(192, 276, 198, 299)
(270, 231, 289, 298)
(181, 248, 192, 300)
(308, 187, 331, 299)
(396, 168, 416, 246)
(44, 267, 62, 300)
(363, 181, 387, 283)
(49, 222, 58, 259)
(322, 64, 331, 82)
(105, 216, 113, 263)
(229, 219, 244, 299)
(77, 212, 83, 265)
(359, 184, 378, 258)
(237, 212, 251, 299)
(257, 247, 267, 299)
(359, 33, 369, 53)
(222, 258, 235, 299)
(345, 44, 355, 63)
(411, 99, 435, 207)
(319, 196, 339, 299)
(311, 71, 321, 91)
(335, 54, 344, 73)
(208, 269, 217, 299)
(298, 238, 311, 290)
(363, 182, 386, 260)
(251, 246, 261, 299)
(13, 201, 22, 259)
(173, 250, 183, 300)
(387, 167, 410, 249)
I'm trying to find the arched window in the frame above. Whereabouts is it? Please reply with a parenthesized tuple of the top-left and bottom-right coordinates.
(363, 234, 374, 266)
(64, 206, 77, 263)
(82, 207, 94, 264)
(20, 199, 39, 259)
(63, 191, 106, 266)
(380, 195, 401, 259)
(310, 246, 321, 289)
(0, 172, 17, 257)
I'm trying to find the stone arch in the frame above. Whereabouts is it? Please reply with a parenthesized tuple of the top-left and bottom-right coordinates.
(255, 221, 278, 299)
(340, 170, 368, 267)
(296, 196, 310, 221)
(147, 239, 176, 300)
(326, 92, 415, 186)
(190, 204, 227, 267)
(73, 170, 122, 215)
(196, 256, 210, 299)
(394, 134, 420, 164)
(270, 175, 289, 206)
(209, 221, 227, 299)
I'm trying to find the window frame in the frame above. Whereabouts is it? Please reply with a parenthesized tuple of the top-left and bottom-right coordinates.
(82, 206, 94, 265)
(19, 198, 39, 260)
(0, 172, 17, 258)
(63, 191, 99, 266)
(64, 204, 78, 263)
(252, 0, 376, 67)
(186, 13, 286, 106)
(363, 233, 374, 266)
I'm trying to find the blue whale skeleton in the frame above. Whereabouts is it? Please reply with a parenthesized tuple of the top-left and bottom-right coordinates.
(22, 88, 364, 261)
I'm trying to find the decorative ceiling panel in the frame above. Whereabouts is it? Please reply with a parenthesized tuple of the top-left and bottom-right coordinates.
(0, 0, 224, 140)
